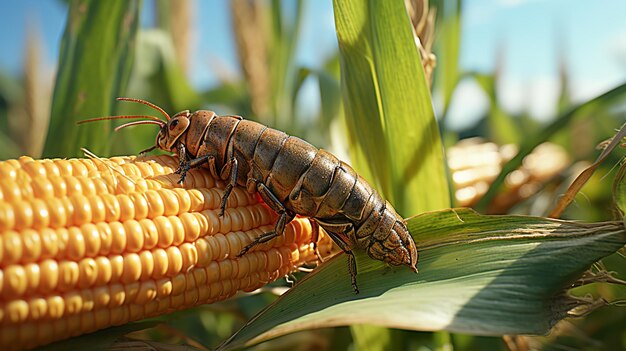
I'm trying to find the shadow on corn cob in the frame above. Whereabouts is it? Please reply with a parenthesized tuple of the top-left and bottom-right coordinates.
(0, 155, 333, 350)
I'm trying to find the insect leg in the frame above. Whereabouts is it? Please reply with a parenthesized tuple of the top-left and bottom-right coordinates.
(237, 210, 294, 256)
(238, 182, 295, 256)
(174, 143, 189, 174)
(218, 157, 239, 216)
(325, 230, 359, 294)
(174, 144, 214, 184)
(174, 143, 193, 184)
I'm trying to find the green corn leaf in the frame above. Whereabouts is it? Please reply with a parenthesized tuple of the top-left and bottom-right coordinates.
(40, 320, 161, 351)
(316, 70, 342, 132)
(334, 0, 449, 216)
(268, 0, 304, 129)
(351, 325, 403, 351)
(432, 0, 462, 121)
(143, 31, 200, 113)
(43, 0, 141, 157)
(334, 0, 449, 346)
(291, 66, 341, 146)
(470, 72, 520, 145)
(613, 149, 626, 220)
(217, 208, 626, 350)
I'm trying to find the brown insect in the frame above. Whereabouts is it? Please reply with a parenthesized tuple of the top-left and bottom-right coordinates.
(80, 98, 419, 293)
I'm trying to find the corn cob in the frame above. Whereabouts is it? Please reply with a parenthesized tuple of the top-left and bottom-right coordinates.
(0, 155, 332, 350)
(448, 138, 569, 213)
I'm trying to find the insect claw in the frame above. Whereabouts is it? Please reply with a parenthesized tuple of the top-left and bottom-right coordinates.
(139, 145, 158, 155)
(285, 273, 297, 286)
(175, 164, 190, 184)
(218, 197, 229, 217)
(238, 230, 278, 258)
(237, 247, 249, 257)
(176, 171, 187, 184)
(239, 240, 258, 257)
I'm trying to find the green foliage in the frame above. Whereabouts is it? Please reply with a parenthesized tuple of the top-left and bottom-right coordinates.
(40, 320, 162, 351)
(267, 0, 304, 129)
(614, 149, 626, 221)
(468, 72, 520, 145)
(290, 64, 341, 148)
(44, 0, 141, 157)
(432, 0, 462, 121)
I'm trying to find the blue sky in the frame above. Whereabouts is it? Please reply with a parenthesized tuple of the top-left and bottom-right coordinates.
(1, 0, 625, 129)
(450, 0, 626, 126)
(0, 1, 337, 88)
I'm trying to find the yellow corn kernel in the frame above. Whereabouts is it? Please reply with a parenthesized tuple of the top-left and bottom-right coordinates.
(0, 244, 311, 325)
(0, 185, 251, 233)
(0, 155, 333, 350)
(1, 204, 275, 266)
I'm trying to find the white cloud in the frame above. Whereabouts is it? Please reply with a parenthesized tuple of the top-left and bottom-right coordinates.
(498, 76, 526, 115)
(466, 0, 544, 26)
(607, 30, 626, 69)
(527, 76, 560, 120)
(444, 79, 490, 131)
(443, 73, 562, 130)
(497, 74, 559, 121)
(570, 76, 624, 103)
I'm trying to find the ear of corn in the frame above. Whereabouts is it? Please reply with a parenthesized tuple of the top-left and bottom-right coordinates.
(448, 138, 569, 213)
(0, 155, 332, 350)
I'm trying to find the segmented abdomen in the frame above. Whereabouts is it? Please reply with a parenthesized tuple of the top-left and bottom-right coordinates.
(194, 115, 418, 269)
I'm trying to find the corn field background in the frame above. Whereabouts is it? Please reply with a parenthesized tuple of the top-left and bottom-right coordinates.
(0, 0, 625, 350)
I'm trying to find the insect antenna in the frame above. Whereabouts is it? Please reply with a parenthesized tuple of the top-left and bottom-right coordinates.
(77, 115, 166, 125)
(114, 120, 165, 131)
(81, 147, 136, 184)
(116, 97, 171, 120)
